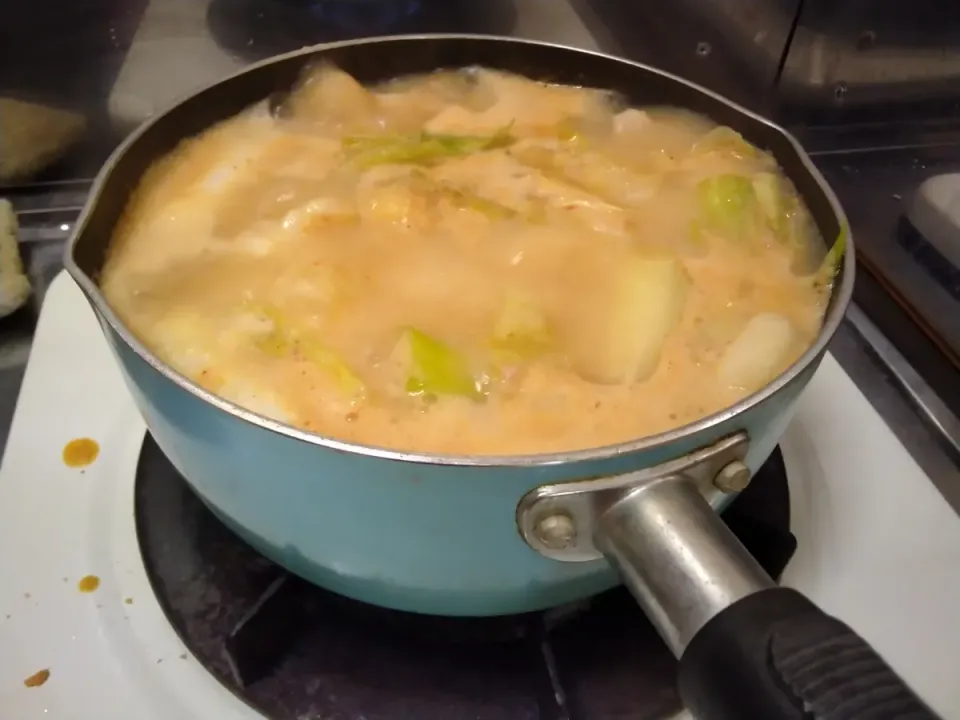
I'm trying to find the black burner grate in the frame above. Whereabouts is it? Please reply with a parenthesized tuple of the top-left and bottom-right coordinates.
(135, 434, 795, 720)
(205, 0, 518, 63)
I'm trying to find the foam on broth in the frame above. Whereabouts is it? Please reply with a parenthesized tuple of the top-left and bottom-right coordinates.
(101, 65, 832, 455)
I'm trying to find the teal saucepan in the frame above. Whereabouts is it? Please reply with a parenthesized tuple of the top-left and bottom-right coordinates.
(64, 33, 934, 720)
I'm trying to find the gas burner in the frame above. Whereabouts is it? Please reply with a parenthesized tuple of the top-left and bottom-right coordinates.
(205, 0, 518, 62)
(134, 432, 795, 720)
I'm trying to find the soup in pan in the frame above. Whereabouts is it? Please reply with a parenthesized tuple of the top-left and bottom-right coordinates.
(101, 65, 835, 455)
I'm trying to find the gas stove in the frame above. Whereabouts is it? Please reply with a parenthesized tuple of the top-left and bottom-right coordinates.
(1, 273, 959, 719)
(4, 1, 960, 717)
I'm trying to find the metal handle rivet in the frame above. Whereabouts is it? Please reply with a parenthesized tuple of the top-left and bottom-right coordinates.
(534, 513, 577, 550)
(714, 460, 751, 493)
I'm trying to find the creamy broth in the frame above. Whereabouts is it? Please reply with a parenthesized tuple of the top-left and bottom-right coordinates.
(101, 65, 832, 455)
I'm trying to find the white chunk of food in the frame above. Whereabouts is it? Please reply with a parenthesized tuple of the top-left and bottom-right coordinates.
(717, 313, 799, 391)
(286, 65, 379, 125)
(613, 108, 652, 135)
(434, 151, 626, 233)
(582, 256, 690, 384)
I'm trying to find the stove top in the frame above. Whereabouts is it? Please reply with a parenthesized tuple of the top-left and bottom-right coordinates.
(135, 429, 794, 719)
(1, 273, 960, 719)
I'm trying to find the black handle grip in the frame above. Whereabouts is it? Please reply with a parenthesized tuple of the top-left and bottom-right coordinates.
(678, 587, 940, 720)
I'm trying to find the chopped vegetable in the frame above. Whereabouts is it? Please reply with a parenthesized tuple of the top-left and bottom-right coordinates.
(491, 291, 553, 360)
(579, 256, 691, 384)
(564, 153, 657, 207)
(554, 116, 583, 143)
(815, 222, 848, 286)
(396, 327, 483, 399)
(359, 179, 430, 227)
(280, 196, 358, 232)
(343, 128, 513, 168)
(752, 172, 812, 246)
(516, 143, 657, 208)
(440, 185, 518, 219)
(509, 143, 636, 212)
(250, 304, 291, 357)
(717, 313, 798, 391)
(298, 338, 367, 398)
(255, 325, 291, 358)
(752, 173, 784, 226)
(249, 304, 365, 398)
(405, 169, 518, 220)
(697, 174, 758, 240)
(689, 219, 707, 248)
(692, 127, 759, 160)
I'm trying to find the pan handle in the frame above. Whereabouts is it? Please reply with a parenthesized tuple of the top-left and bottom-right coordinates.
(596, 476, 940, 720)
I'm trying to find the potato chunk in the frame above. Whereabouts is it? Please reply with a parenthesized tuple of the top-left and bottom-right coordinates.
(717, 313, 798, 391)
(491, 290, 553, 361)
(579, 256, 690, 384)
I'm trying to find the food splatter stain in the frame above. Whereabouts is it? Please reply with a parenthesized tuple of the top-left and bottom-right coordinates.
(124, 597, 133, 605)
(77, 575, 100, 593)
(62, 438, 100, 468)
(23, 669, 50, 687)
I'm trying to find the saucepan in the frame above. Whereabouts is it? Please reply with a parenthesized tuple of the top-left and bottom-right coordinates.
(65, 35, 935, 719)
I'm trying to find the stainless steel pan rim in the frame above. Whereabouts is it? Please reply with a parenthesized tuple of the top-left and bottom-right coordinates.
(63, 33, 854, 469)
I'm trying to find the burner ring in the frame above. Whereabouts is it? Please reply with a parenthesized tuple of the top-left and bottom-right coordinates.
(134, 432, 792, 719)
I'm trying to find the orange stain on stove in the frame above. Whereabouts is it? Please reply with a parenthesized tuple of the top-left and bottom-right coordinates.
(62, 438, 100, 468)
(23, 669, 50, 688)
(77, 575, 100, 593)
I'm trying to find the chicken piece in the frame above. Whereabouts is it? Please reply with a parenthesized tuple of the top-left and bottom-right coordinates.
(432, 151, 626, 234)
(511, 140, 659, 208)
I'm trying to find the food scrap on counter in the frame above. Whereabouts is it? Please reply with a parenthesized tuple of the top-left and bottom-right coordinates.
(62, 438, 100, 468)
(23, 669, 50, 688)
(77, 575, 100, 593)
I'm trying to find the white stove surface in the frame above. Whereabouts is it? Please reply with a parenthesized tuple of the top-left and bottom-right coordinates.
(1, 272, 960, 719)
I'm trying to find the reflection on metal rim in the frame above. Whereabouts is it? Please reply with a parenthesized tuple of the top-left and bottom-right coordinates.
(63, 33, 856, 468)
